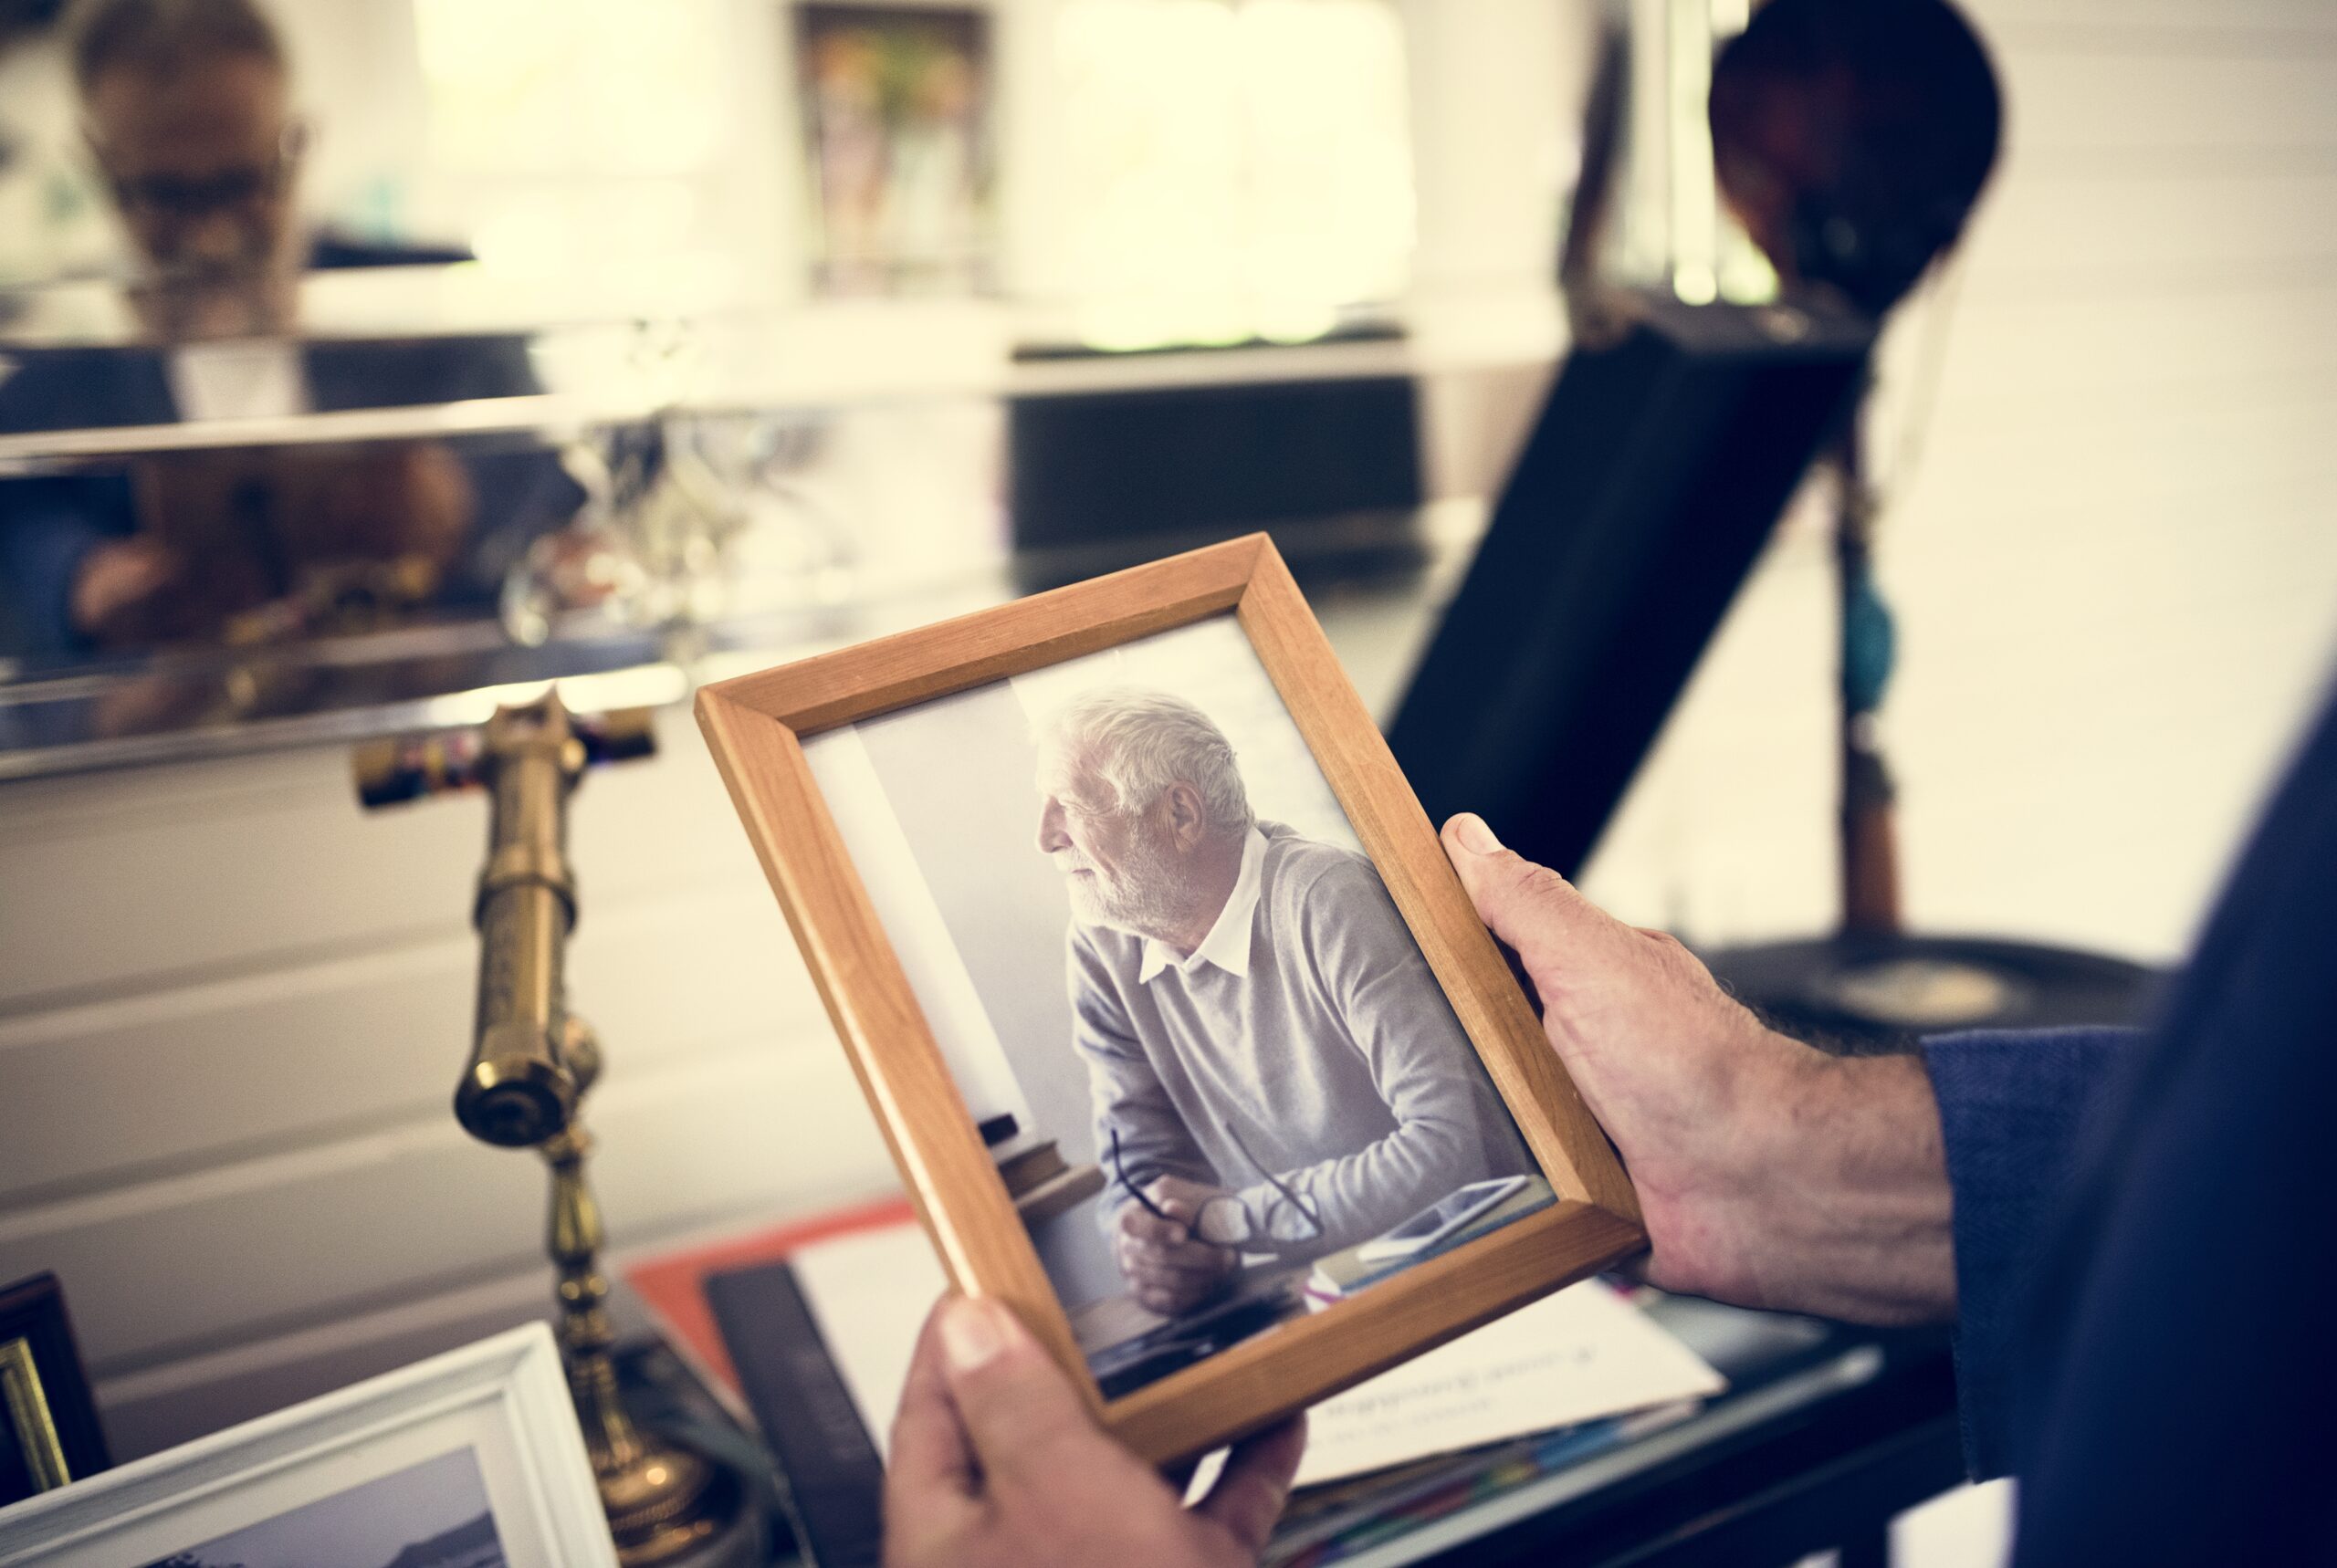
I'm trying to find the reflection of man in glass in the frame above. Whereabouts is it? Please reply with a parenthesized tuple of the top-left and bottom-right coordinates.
(0, 0, 569, 659)
(1035, 687, 1532, 1315)
(79, 0, 306, 340)
(68, 0, 477, 326)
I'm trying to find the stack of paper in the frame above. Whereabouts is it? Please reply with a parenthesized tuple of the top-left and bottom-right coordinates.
(790, 1220, 1724, 1489)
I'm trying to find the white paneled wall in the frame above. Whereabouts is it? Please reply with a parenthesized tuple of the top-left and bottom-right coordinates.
(1582, 0, 2337, 966)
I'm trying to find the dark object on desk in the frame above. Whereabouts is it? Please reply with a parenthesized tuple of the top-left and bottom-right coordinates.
(706, 1260, 886, 1568)
(1452, 1326, 1959, 1568)
(1086, 1278, 1298, 1403)
(1705, 933, 2158, 1055)
(1389, 293, 1873, 880)
(0, 1271, 112, 1507)
(1006, 375, 1422, 588)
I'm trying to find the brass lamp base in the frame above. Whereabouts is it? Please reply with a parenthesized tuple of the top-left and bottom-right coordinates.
(598, 1438, 745, 1566)
(546, 1110, 746, 1566)
(461, 697, 742, 1562)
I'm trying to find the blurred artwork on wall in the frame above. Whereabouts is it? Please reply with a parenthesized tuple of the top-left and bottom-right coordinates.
(797, 4, 993, 295)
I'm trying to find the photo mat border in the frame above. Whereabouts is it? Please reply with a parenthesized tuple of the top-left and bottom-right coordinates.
(696, 533, 1644, 1463)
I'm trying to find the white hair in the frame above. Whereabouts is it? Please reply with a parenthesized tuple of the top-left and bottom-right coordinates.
(1042, 686, 1253, 835)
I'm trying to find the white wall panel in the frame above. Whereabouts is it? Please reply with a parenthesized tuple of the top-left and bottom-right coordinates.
(0, 884, 823, 1206)
(1967, 172, 2337, 283)
(1987, 0, 2337, 34)
(1996, 56, 2337, 159)
(0, 1040, 889, 1378)
(1934, 287, 2337, 395)
(0, 705, 776, 1009)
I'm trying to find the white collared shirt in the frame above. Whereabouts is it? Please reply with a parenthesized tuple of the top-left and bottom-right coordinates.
(1137, 827, 1267, 984)
(167, 340, 310, 422)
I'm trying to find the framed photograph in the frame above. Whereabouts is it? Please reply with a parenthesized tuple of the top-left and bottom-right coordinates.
(0, 1277, 110, 1509)
(796, 3, 994, 295)
(697, 533, 1644, 1463)
(0, 1323, 614, 1568)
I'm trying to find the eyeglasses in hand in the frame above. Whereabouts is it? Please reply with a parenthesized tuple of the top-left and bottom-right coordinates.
(1106, 1124, 1325, 1249)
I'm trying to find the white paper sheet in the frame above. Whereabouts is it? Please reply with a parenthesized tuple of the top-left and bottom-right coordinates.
(790, 1220, 1724, 1487)
(1288, 1279, 1724, 1486)
(793, 1224, 946, 1460)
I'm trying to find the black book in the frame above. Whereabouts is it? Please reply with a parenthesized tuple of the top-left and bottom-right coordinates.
(705, 1260, 886, 1568)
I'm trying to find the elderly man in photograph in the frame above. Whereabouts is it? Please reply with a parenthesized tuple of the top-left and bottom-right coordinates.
(1035, 687, 1533, 1315)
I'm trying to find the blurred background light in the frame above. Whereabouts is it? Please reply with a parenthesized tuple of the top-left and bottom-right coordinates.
(1056, 0, 1414, 351)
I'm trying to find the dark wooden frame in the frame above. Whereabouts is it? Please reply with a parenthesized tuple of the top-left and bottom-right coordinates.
(696, 533, 1644, 1462)
(0, 1273, 110, 1507)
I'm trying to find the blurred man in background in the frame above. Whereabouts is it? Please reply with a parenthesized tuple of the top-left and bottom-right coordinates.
(0, 0, 569, 661)
(79, 0, 314, 340)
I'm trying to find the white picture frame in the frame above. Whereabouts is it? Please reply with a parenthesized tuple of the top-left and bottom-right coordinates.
(0, 1323, 615, 1568)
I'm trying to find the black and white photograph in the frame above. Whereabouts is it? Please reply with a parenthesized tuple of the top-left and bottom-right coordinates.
(802, 613, 1553, 1396)
(133, 1448, 505, 1568)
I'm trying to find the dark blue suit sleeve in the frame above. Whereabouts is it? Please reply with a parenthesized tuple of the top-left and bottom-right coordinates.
(1919, 1026, 2137, 1481)
(0, 475, 138, 658)
(2007, 685, 2337, 1564)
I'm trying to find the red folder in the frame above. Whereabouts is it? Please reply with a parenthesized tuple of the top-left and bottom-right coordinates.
(622, 1195, 917, 1404)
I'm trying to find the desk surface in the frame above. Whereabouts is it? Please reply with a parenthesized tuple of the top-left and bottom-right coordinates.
(685, 1286, 1960, 1568)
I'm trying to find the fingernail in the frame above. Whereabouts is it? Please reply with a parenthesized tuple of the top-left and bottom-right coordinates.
(939, 1298, 1007, 1372)
(1450, 813, 1503, 855)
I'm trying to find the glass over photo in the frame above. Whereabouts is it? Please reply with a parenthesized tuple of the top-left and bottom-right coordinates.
(135, 1447, 505, 1568)
(802, 613, 1553, 1398)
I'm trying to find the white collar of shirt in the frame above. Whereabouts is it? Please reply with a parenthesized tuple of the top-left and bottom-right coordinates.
(1139, 828, 1267, 984)
(167, 340, 311, 422)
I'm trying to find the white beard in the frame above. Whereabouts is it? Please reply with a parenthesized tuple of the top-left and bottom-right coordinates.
(1056, 830, 1189, 940)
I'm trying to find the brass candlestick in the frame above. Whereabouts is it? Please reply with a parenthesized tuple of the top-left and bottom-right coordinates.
(365, 695, 739, 1564)
(538, 1019, 739, 1563)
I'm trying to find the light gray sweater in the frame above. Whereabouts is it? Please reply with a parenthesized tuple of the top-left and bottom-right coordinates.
(1068, 820, 1535, 1260)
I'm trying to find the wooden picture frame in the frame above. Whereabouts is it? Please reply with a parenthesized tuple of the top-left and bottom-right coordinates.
(0, 1276, 109, 1510)
(0, 1323, 614, 1567)
(695, 533, 1644, 1463)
